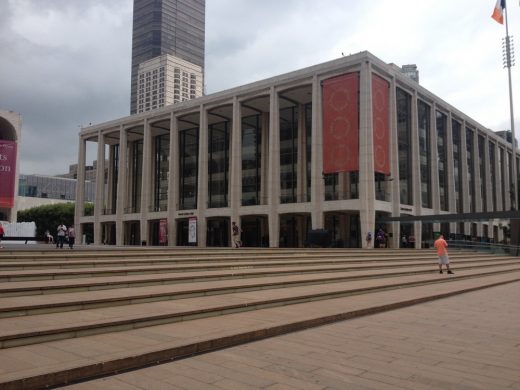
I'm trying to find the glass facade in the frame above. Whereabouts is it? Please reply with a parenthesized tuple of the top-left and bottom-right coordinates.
(305, 103, 312, 202)
(110, 144, 119, 213)
(18, 174, 95, 201)
(452, 121, 463, 213)
(396, 88, 413, 205)
(418, 101, 431, 208)
(129, 140, 143, 213)
(466, 128, 475, 212)
(242, 115, 262, 206)
(508, 151, 513, 208)
(179, 127, 198, 209)
(436, 111, 448, 211)
(153, 134, 169, 211)
(478, 135, 486, 212)
(208, 121, 229, 208)
(130, 0, 205, 114)
(499, 147, 506, 209)
(280, 106, 298, 203)
(489, 142, 496, 211)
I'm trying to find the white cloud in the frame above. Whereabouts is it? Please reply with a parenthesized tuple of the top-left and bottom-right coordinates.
(0, 0, 518, 175)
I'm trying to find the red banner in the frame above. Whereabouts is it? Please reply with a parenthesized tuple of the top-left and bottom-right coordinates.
(372, 74, 390, 175)
(322, 72, 359, 173)
(0, 140, 17, 208)
(159, 218, 168, 245)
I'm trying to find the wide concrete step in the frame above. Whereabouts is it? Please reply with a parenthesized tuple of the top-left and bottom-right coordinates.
(1, 265, 519, 349)
(0, 247, 397, 262)
(0, 272, 518, 390)
(0, 247, 487, 263)
(0, 253, 513, 282)
(0, 250, 496, 270)
(1, 260, 519, 317)
(0, 257, 520, 297)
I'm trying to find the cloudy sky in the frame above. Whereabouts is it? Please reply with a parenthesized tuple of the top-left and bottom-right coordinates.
(1, 0, 519, 175)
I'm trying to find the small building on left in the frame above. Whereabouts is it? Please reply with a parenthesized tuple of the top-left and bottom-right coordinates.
(0, 110, 21, 222)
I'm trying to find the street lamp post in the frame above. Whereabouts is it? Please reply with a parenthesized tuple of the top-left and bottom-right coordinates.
(502, 7, 517, 209)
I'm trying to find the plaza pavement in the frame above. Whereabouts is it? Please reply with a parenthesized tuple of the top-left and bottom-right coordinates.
(0, 246, 518, 389)
(63, 281, 520, 390)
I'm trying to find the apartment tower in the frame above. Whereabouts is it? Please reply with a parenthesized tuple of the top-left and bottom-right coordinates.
(130, 0, 205, 114)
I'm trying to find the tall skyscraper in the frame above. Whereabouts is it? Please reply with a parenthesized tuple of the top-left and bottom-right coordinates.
(130, 0, 205, 114)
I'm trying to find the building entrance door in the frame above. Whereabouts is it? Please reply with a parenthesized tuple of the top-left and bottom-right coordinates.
(206, 218, 229, 247)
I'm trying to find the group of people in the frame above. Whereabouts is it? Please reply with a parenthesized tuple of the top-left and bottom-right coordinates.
(45, 224, 76, 249)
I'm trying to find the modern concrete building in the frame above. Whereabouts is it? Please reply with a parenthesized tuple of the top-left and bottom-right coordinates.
(400, 64, 419, 83)
(18, 174, 95, 202)
(130, 0, 205, 114)
(0, 110, 21, 222)
(136, 54, 203, 113)
(75, 51, 518, 247)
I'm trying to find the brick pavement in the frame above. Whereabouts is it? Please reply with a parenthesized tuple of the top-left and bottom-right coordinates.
(64, 281, 520, 390)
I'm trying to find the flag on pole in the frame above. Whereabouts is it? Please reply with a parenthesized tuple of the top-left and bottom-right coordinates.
(492, 0, 506, 24)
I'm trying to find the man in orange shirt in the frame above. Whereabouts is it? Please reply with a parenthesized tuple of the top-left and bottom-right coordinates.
(434, 234, 453, 274)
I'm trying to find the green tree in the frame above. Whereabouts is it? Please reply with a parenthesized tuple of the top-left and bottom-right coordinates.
(17, 203, 94, 239)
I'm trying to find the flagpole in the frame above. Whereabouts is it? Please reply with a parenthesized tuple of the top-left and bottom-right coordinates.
(503, 2, 517, 209)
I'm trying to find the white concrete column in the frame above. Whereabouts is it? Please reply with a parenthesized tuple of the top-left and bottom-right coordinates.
(261, 112, 270, 205)
(267, 86, 281, 247)
(389, 77, 400, 248)
(140, 119, 152, 244)
(430, 103, 440, 214)
(484, 137, 492, 213)
(74, 135, 87, 241)
(310, 75, 324, 229)
(484, 137, 494, 239)
(359, 62, 375, 248)
(93, 132, 105, 245)
(410, 91, 421, 248)
(297, 103, 306, 202)
(197, 105, 208, 246)
(473, 131, 483, 237)
(167, 113, 178, 246)
(460, 122, 470, 235)
(230, 97, 242, 222)
(106, 145, 114, 215)
(503, 148, 511, 210)
(446, 113, 456, 234)
(495, 144, 503, 212)
(116, 125, 127, 245)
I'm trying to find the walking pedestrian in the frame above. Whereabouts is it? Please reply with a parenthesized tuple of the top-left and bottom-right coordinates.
(56, 223, 67, 249)
(365, 231, 372, 248)
(0, 224, 4, 249)
(231, 221, 241, 248)
(434, 234, 453, 274)
(67, 225, 76, 249)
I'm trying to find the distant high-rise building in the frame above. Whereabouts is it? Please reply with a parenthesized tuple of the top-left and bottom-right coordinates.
(130, 0, 205, 114)
(136, 54, 203, 113)
(401, 64, 419, 83)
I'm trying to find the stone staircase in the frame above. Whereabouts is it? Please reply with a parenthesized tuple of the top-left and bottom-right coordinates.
(0, 247, 519, 390)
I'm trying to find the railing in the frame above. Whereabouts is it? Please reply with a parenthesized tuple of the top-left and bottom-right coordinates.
(425, 239, 520, 256)
(148, 205, 168, 212)
(102, 208, 115, 215)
